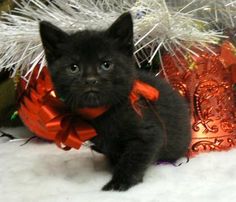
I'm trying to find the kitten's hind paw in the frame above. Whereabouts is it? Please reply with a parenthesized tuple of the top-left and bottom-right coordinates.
(102, 177, 142, 191)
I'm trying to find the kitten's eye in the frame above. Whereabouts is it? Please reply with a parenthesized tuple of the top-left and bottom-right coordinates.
(99, 61, 113, 71)
(67, 64, 81, 74)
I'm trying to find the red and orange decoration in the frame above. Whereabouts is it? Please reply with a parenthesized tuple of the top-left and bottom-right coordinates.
(163, 40, 236, 157)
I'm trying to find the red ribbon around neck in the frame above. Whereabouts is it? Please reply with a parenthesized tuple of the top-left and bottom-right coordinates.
(129, 80, 160, 116)
(18, 67, 159, 150)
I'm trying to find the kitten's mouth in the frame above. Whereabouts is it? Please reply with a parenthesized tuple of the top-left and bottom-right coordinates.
(82, 89, 101, 107)
(84, 87, 99, 93)
(85, 91, 99, 96)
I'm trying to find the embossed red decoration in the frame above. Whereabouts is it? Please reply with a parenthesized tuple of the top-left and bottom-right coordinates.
(163, 41, 236, 157)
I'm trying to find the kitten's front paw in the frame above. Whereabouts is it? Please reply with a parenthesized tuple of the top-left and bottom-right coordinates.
(102, 177, 142, 191)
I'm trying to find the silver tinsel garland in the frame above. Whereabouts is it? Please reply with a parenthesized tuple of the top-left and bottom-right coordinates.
(0, 0, 235, 83)
(166, 0, 236, 29)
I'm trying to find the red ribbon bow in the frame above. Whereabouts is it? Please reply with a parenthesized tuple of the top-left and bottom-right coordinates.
(18, 67, 159, 150)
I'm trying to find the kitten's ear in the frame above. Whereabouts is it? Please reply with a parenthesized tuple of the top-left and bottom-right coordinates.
(39, 21, 68, 62)
(106, 12, 134, 55)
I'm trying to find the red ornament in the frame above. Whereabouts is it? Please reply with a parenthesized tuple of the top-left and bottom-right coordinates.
(18, 67, 98, 150)
(163, 41, 236, 157)
(17, 66, 159, 150)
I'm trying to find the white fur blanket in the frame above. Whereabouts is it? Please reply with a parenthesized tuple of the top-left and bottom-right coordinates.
(0, 127, 236, 202)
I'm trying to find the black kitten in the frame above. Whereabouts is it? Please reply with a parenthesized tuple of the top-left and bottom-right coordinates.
(39, 12, 191, 191)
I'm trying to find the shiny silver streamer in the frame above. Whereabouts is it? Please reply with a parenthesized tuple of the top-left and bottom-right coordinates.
(166, 0, 236, 29)
(0, 0, 227, 82)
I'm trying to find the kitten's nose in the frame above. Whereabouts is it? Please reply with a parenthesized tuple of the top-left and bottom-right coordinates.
(85, 77, 98, 85)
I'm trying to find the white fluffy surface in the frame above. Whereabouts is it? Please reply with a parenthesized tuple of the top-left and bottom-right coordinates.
(0, 127, 236, 202)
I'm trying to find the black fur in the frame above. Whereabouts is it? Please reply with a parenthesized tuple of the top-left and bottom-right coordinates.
(39, 12, 191, 191)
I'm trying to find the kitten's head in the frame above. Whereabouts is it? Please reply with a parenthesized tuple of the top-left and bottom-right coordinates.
(39, 12, 136, 109)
